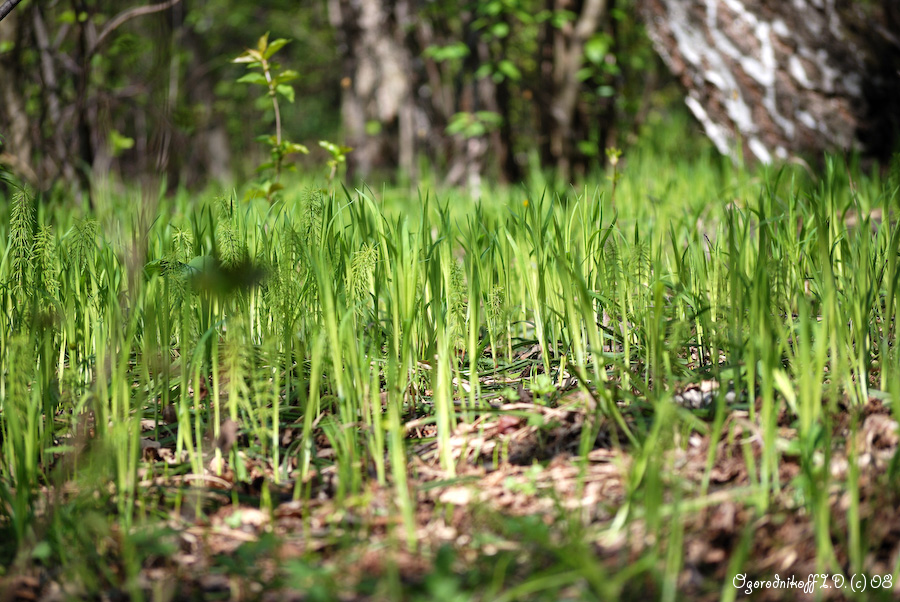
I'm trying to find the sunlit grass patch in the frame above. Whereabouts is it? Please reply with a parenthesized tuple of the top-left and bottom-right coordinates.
(1, 152, 899, 599)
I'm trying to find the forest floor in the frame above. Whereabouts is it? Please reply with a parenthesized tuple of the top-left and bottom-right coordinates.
(3, 155, 900, 600)
(4, 366, 900, 601)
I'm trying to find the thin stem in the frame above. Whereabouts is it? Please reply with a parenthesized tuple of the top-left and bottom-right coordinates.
(262, 58, 283, 183)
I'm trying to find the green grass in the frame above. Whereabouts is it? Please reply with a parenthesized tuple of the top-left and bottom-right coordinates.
(1, 145, 900, 600)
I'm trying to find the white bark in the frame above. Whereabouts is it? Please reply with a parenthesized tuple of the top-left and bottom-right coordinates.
(642, 0, 900, 162)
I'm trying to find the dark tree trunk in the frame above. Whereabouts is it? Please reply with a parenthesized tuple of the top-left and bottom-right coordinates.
(640, 0, 900, 163)
(74, 0, 96, 205)
(0, 0, 230, 197)
(0, 9, 36, 183)
(496, 65, 521, 182)
(538, 0, 608, 182)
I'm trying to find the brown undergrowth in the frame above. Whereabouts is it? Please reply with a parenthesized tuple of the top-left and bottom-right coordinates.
(3, 391, 899, 601)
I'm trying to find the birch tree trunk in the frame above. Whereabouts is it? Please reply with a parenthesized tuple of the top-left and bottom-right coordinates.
(641, 0, 900, 163)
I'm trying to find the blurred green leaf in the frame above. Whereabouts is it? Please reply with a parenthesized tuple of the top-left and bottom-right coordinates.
(276, 84, 295, 103)
(423, 42, 470, 62)
(237, 72, 268, 85)
(365, 121, 382, 136)
(257, 32, 270, 54)
(577, 140, 599, 156)
(597, 85, 615, 97)
(233, 49, 263, 64)
(109, 130, 134, 157)
(551, 10, 576, 27)
(285, 142, 309, 155)
(497, 60, 521, 81)
(275, 70, 300, 84)
(475, 111, 502, 126)
(319, 140, 351, 158)
(31, 541, 52, 562)
(490, 22, 510, 38)
(264, 38, 290, 59)
(576, 67, 593, 82)
(584, 34, 611, 65)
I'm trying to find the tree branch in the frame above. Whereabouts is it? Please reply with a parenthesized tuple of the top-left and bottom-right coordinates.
(0, 0, 23, 24)
(88, 0, 182, 58)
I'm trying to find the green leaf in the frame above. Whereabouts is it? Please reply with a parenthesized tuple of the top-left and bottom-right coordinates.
(319, 140, 339, 154)
(446, 113, 472, 136)
(497, 60, 521, 81)
(597, 85, 615, 97)
(490, 22, 510, 38)
(109, 130, 134, 157)
(577, 140, 599, 156)
(31, 542, 52, 561)
(584, 34, 611, 65)
(233, 49, 263, 64)
(285, 142, 309, 155)
(264, 38, 290, 60)
(143, 259, 163, 275)
(257, 32, 270, 54)
(274, 70, 300, 84)
(475, 111, 502, 126)
(365, 121, 382, 136)
(423, 42, 470, 62)
(187, 255, 217, 275)
(483, 1, 502, 16)
(276, 84, 295, 103)
(551, 10, 576, 28)
(318, 141, 351, 159)
(475, 64, 493, 79)
(237, 72, 268, 85)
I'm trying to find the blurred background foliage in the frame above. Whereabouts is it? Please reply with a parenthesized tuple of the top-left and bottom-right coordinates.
(0, 1, 339, 200)
(0, 0, 780, 210)
(0, 0, 686, 203)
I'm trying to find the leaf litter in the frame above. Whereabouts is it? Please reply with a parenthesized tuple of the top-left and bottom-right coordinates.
(4, 378, 900, 601)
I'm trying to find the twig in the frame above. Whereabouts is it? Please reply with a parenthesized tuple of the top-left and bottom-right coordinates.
(88, 0, 182, 58)
(0, 0, 23, 23)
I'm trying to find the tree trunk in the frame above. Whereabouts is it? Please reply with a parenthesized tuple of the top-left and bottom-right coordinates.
(0, 0, 234, 196)
(329, 1, 511, 190)
(328, 0, 419, 180)
(640, 0, 900, 163)
(0, 9, 36, 184)
(539, 0, 608, 181)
